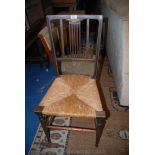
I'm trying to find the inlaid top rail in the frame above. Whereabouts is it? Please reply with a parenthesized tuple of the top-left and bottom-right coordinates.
(46, 15, 103, 21)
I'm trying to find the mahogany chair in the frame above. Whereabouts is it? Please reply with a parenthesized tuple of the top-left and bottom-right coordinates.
(34, 15, 106, 147)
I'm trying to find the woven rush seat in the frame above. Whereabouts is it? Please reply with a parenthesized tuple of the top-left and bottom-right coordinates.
(39, 74, 103, 118)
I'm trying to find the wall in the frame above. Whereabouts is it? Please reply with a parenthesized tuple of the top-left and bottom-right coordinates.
(100, 0, 129, 106)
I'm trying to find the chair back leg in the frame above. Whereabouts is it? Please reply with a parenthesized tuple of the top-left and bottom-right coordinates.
(95, 111, 106, 147)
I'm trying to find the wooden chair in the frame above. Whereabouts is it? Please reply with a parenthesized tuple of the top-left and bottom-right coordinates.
(34, 15, 106, 147)
(38, 26, 56, 66)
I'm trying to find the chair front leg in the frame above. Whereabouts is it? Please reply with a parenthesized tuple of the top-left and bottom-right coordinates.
(34, 106, 51, 143)
(95, 111, 106, 147)
(39, 114, 51, 143)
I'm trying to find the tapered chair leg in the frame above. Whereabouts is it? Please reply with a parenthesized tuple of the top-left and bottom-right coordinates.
(34, 106, 51, 143)
(40, 115, 51, 142)
(95, 111, 106, 147)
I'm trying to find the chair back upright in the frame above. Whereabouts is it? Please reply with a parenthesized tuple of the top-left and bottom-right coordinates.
(47, 15, 103, 79)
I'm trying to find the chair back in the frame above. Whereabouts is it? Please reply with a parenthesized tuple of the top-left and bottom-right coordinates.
(47, 15, 103, 79)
